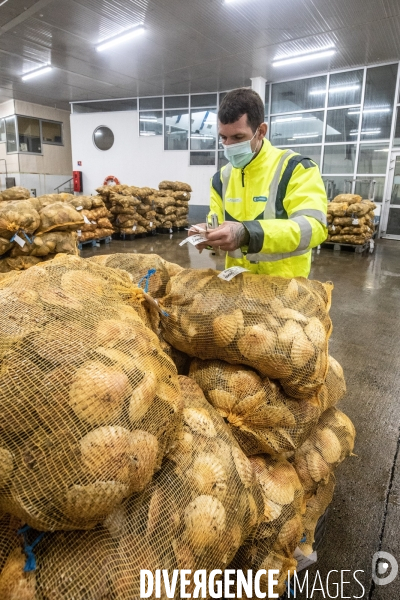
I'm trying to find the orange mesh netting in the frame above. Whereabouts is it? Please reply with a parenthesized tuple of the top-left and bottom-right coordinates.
(0, 255, 182, 531)
(160, 269, 333, 401)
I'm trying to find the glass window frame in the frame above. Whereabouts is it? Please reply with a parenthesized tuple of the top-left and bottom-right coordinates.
(164, 108, 189, 151)
(5, 115, 18, 154)
(139, 110, 163, 137)
(41, 119, 64, 146)
(16, 115, 42, 155)
(0, 118, 5, 143)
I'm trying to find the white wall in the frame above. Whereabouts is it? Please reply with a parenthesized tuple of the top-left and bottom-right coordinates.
(70, 111, 216, 206)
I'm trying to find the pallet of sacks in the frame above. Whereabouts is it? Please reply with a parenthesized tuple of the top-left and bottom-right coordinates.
(327, 194, 376, 245)
(67, 195, 114, 244)
(155, 180, 192, 230)
(96, 184, 157, 237)
(0, 187, 82, 273)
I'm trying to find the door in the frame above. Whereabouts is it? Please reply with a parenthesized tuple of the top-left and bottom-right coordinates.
(381, 152, 400, 240)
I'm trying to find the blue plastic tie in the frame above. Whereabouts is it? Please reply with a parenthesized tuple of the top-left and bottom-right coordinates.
(18, 525, 45, 572)
(138, 268, 157, 293)
(285, 578, 295, 597)
(22, 231, 33, 244)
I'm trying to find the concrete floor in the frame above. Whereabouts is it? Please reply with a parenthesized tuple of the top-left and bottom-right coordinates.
(82, 235, 400, 600)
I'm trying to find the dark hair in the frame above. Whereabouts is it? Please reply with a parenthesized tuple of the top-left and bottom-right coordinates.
(218, 88, 265, 133)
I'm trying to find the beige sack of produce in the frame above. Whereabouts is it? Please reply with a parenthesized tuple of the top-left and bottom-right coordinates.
(36, 202, 84, 234)
(329, 234, 367, 244)
(172, 190, 191, 200)
(10, 231, 78, 258)
(0, 515, 36, 599)
(327, 202, 348, 217)
(332, 194, 361, 204)
(68, 196, 93, 210)
(0, 201, 40, 240)
(0, 187, 30, 202)
(189, 358, 320, 456)
(345, 200, 376, 217)
(229, 455, 303, 598)
(0, 255, 182, 531)
(161, 269, 333, 401)
(88, 253, 181, 299)
(293, 407, 355, 499)
(120, 225, 147, 235)
(159, 180, 192, 193)
(333, 216, 366, 227)
(6, 377, 261, 598)
(175, 218, 189, 228)
(110, 194, 140, 209)
(0, 238, 12, 256)
(176, 206, 189, 218)
(175, 198, 191, 208)
(340, 225, 371, 235)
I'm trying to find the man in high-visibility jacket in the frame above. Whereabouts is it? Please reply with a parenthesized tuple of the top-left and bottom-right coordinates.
(191, 88, 328, 278)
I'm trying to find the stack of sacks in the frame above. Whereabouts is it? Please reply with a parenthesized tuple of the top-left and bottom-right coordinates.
(157, 180, 192, 229)
(68, 195, 114, 243)
(0, 186, 31, 202)
(327, 194, 376, 244)
(96, 185, 156, 236)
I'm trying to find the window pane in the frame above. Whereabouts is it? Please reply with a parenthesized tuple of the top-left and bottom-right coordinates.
(73, 99, 137, 112)
(360, 64, 398, 140)
(322, 144, 356, 174)
(393, 107, 400, 146)
(5, 117, 17, 152)
(165, 109, 189, 150)
(322, 176, 352, 201)
(270, 111, 324, 145)
(218, 150, 229, 170)
(190, 109, 217, 150)
(164, 96, 189, 109)
(0, 119, 5, 143)
(139, 111, 162, 136)
(355, 177, 385, 202)
(191, 94, 217, 108)
(17, 116, 41, 153)
(93, 126, 114, 151)
(390, 157, 400, 204)
(190, 151, 215, 166)
(139, 97, 162, 110)
(328, 70, 363, 108)
(325, 108, 360, 142)
(357, 144, 389, 174)
(265, 84, 270, 119)
(271, 76, 327, 114)
(291, 145, 321, 167)
(42, 120, 62, 144)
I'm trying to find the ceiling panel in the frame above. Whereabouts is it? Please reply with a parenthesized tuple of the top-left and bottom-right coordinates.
(0, 0, 399, 111)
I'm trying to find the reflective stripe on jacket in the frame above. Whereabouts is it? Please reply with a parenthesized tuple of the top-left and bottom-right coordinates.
(209, 140, 328, 278)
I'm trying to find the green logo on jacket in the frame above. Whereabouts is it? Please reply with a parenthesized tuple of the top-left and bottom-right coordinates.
(253, 196, 267, 202)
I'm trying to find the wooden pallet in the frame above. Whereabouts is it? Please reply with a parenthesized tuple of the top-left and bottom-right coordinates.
(78, 235, 112, 250)
(321, 238, 375, 254)
(113, 231, 157, 241)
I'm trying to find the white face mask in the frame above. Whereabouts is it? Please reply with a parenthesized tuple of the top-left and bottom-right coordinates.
(222, 128, 260, 169)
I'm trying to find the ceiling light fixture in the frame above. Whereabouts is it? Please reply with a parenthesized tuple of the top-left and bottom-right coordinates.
(310, 84, 360, 96)
(273, 44, 335, 67)
(348, 107, 391, 115)
(22, 64, 52, 81)
(96, 24, 145, 52)
(293, 133, 320, 139)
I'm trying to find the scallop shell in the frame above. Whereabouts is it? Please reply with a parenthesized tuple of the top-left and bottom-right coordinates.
(246, 491, 259, 528)
(178, 376, 206, 402)
(277, 307, 309, 323)
(230, 369, 263, 399)
(212, 309, 243, 347)
(0, 447, 13, 489)
(68, 361, 131, 425)
(315, 427, 342, 464)
(96, 318, 138, 347)
(183, 407, 216, 437)
(293, 454, 316, 492)
(237, 326, 277, 362)
(260, 353, 293, 379)
(256, 463, 296, 505)
(277, 320, 303, 350)
(61, 270, 108, 299)
(184, 495, 226, 555)
(80, 426, 158, 491)
(231, 446, 254, 488)
(103, 504, 127, 538)
(62, 481, 129, 521)
(189, 453, 227, 499)
(283, 279, 299, 301)
(329, 409, 355, 438)
(276, 514, 303, 553)
(172, 539, 196, 570)
(39, 287, 83, 310)
(181, 313, 200, 339)
(129, 371, 158, 423)
(304, 317, 327, 349)
(306, 450, 331, 483)
(233, 390, 267, 418)
(290, 330, 315, 369)
(263, 498, 283, 521)
(0, 547, 36, 600)
(207, 389, 235, 417)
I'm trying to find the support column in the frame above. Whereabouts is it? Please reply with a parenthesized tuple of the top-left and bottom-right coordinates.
(250, 76, 268, 102)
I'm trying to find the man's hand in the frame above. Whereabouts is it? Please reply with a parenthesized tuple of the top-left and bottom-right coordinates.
(204, 222, 249, 252)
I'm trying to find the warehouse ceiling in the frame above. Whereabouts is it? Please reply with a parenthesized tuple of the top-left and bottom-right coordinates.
(1, 0, 400, 111)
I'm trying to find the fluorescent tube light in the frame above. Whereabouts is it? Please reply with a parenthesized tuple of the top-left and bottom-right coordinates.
(348, 107, 391, 115)
(140, 117, 158, 122)
(273, 45, 335, 67)
(22, 65, 52, 81)
(349, 129, 381, 136)
(96, 25, 145, 52)
(310, 84, 360, 96)
(293, 133, 320, 139)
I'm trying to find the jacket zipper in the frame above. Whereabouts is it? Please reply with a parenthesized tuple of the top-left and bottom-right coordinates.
(241, 168, 245, 187)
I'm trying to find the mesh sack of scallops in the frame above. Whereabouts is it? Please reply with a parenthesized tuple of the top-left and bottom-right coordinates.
(292, 407, 355, 500)
(229, 454, 304, 598)
(0, 187, 31, 202)
(0, 377, 262, 599)
(88, 253, 183, 299)
(160, 269, 333, 402)
(8, 231, 78, 258)
(0, 201, 40, 240)
(299, 476, 336, 557)
(0, 255, 182, 531)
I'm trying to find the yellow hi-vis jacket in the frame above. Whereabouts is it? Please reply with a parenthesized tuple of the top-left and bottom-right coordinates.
(209, 140, 328, 278)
